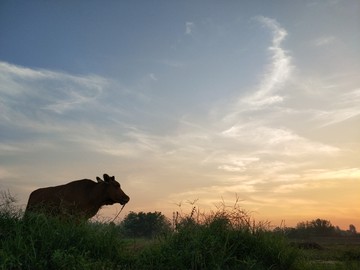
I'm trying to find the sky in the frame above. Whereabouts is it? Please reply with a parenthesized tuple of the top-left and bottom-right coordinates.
(0, 0, 359, 229)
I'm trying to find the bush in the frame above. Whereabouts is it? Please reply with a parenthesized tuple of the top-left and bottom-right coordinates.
(120, 211, 172, 238)
(133, 201, 300, 270)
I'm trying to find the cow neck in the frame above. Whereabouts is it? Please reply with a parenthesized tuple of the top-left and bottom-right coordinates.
(91, 182, 111, 208)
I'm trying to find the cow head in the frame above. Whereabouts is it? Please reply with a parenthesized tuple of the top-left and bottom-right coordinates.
(97, 174, 130, 206)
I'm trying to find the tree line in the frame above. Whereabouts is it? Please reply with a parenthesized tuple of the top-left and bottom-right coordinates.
(120, 211, 359, 239)
(274, 218, 358, 238)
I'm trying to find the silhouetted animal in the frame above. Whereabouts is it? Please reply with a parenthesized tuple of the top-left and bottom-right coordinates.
(25, 174, 130, 219)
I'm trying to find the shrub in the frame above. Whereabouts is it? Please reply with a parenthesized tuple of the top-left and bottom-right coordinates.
(133, 200, 300, 270)
(120, 211, 172, 239)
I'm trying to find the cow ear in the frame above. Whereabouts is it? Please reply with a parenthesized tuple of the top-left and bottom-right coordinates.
(110, 176, 115, 181)
(103, 174, 110, 182)
(96, 177, 103, 183)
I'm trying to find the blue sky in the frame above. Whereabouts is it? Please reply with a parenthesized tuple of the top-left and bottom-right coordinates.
(1, 0, 359, 228)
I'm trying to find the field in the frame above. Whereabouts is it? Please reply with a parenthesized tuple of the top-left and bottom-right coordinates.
(1, 195, 359, 269)
(291, 237, 360, 270)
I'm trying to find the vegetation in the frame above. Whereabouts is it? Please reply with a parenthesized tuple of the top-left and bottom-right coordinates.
(1, 191, 359, 269)
(275, 218, 358, 238)
(274, 218, 360, 269)
(0, 206, 132, 269)
(120, 211, 171, 239)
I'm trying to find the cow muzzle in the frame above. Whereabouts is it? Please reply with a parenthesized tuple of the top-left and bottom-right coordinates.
(120, 195, 130, 205)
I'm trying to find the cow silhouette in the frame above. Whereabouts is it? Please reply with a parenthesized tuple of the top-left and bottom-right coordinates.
(25, 173, 130, 219)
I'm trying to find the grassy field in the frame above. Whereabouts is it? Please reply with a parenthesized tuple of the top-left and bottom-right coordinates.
(0, 196, 359, 269)
(290, 237, 360, 270)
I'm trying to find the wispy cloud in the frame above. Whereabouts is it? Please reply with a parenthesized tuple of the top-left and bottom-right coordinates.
(159, 59, 185, 68)
(303, 81, 360, 127)
(0, 61, 133, 155)
(312, 35, 336, 47)
(213, 155, 260, 172)
(304, 168, 360, 180)
(221, 123, 339, 158)
(314, 107, 360, 127)
(190, 17, 346, 198)
(241, 16, 292, 108)
(0, 61, 201, 163)
(185, 21, 194, 35)
(0, 61, 109, 118)
(149, 73, 158, 81)
(222, 17, 293, 125)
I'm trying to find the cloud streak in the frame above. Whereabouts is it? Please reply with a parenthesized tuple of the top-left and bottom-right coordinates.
(0, 61, 108, 119)
(185, 22, 194, 35)
(189, 16, 355, 212)
(242, 16, 292, 108)
(222, 16, 293, 125)
(221, 124, 339, 156)
(0, 61, 129, 157)
(312, 35, 336, 47)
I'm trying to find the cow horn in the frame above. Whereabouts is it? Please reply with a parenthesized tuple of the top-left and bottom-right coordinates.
(96, 177, 103, 183)
(103, 174, 110, 182)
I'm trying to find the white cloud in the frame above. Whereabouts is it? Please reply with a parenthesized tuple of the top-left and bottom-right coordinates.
(241, 16, 292, 108)
(0, 61, 49, 80)
(304, 84, 360, 127)
(185, 22, 194, 35)
(217, 155, 260, 172)
(221, 17, 293, 125)
(0, 61, 139, 160)
(149, 73, 158, 81)
(0, 61, 109, 117)
(314, 108, 360, 127)
(304, 168, 360, 180)
(312, 36, 336, 47)
(221, 124, 339, 157)
(157, 59, 185, 68)
(273, 183, 307, 194)
(43, 90, 99, 114)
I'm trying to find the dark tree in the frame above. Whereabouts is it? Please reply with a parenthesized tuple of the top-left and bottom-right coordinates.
(310, 218, 335, 236)
(295, 218, 335, 236)
(349, 224, 357, 235)
(121, 211, 171, 238)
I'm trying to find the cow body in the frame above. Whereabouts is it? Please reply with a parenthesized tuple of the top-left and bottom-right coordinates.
(25, 174, 129, 219)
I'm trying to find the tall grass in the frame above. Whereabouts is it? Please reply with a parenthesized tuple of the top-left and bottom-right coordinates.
(0, 192, 303, 269)
(1, 213, 133, 269)
(134, 199, 301, 270)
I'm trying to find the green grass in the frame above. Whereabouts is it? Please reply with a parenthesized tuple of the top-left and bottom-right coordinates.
(3, 196, 358, 269)
(292, 237, 360, 270)
(0, 203, 303, 269)
(0, 211, 133, 269)
(134, 218, 300, 269)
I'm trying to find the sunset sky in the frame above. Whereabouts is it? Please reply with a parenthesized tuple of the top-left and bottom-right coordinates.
(1, 1, 359, 229)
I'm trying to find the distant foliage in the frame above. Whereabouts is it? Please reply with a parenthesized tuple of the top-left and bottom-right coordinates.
(120, 211, 172, 238)
(296, 218, 335, 236)
(0, 190, 18, 215)
(349, 224, 357, 235)
(274, 218, 359, 238)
